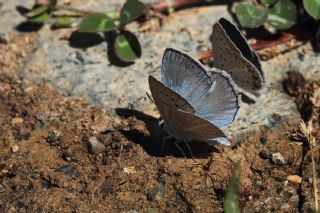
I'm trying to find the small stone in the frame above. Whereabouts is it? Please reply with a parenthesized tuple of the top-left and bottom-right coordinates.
(88, 136, 105, 154)
(0, 183, 6, 192)
(36, 112, 48, 123)
(272, 152, 286, 165)
(260, 137, 268, 144)
(260, 150, 273, 159)
(11, 117, 24, 125)
(101, 181, 111, 195)
(281, 203, 290, 209)
(123, 166, 136, 174)
(148, 184, 165, 202)
(56, 165, 80, 178)
(287, 175, 302, 184)
(256, 180, 263, 186)
(47, 130, 60, 144)
(11, 145, 19, 153)
(0, 82, 10, 91)
(0, 33, 8, 44)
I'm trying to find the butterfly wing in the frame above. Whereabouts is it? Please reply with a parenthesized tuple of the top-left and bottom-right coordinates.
(161, 48, 240, 127)
(195, 68, 241, 127)
(211, 18, 264, 92)
(170, 109, 230, 145)
(148, 75, 195, 123)
(218, 18, 264, 80)
(161, 48, 213, 105)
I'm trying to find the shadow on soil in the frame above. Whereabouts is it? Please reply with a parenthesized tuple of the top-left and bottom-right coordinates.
(115, 108, 220, 159)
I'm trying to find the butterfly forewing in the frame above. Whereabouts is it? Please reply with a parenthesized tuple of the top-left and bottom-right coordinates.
(148, 75, 195, 123)
(212, 19, 264, 92)
(161, 48, 213, 106)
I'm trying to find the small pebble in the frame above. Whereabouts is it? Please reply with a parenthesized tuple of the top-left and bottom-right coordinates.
(88, 136, 105, 154)
(101, 181, 111, 194)
(272, 152, 286, 165)
(11, 145, 19, 153)
(36, 112, 48, 123)
(11, 117, 24, 125)
(260, 150, 273, 159)
(123, 166, 136, 174)
(281, 203, 290, 209)
(148, 184, 165, 202)
(56, 165, 80, 178)
(0, 82, 10, 91)
(0, 33, 8, 44)
(287, 175, 302, 184)
(47, 130, 60, 144)
(0, 183, 6, 193)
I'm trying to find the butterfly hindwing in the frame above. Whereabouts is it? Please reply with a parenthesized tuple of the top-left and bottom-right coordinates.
(170, 109, 227, 143)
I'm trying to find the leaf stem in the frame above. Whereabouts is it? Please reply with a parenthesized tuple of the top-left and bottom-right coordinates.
(55, 5, 93, 15)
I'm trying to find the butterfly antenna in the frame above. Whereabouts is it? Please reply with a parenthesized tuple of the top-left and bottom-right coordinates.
(146, 92, 154, 103)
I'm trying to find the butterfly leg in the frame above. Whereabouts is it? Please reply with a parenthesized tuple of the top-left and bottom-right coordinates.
(174, 140, 187, 159)
(183, 141, 194, 159)
(162, 135, 173, 150)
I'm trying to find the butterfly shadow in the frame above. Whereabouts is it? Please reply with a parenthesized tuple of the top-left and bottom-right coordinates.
(115, 108, 219, 158)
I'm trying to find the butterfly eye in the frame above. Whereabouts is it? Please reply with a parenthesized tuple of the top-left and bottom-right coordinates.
(158, 120, 165, 128)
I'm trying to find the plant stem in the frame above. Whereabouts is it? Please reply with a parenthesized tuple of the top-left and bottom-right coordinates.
(310, 138, 319, 212)
(55, 5, 93, 15)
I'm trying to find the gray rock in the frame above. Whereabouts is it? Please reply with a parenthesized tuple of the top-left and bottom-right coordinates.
(56, 165, 80, 178)
(46, 130, 60, 144)
(148, 184, 165, 202)
(272, 152, 286, 165)
(260, 150, 273, 159)
(88, 136, 106, 154)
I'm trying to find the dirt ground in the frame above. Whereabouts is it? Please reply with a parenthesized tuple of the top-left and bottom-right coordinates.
(1, 24, 320, 213)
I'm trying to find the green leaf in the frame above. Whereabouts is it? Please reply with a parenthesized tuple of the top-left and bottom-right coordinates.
(25, 5, 49, 18)
(235, 3, 267, 28)
(223, 161, 241, 213)
(303, 0, 320, 19)
(55, 17, 75, 27)
(106, 11, 118, 20)
(79, 13, 116, 32)
(260, 0, 277, 5)
(115, 31, 141, 62)
(267, 0, 297, 29)
(28, 11, 50, 23)
(120, 0, 145, 26)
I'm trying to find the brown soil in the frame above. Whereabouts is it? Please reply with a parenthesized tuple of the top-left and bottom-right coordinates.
(1, 35, 320, 213)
